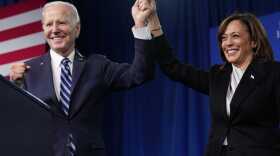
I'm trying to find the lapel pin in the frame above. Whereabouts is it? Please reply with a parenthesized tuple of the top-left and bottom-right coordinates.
(40, 62, 44, 66)
(250, 74, 254, 79)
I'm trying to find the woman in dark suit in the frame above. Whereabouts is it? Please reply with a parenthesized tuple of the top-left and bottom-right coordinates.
(146, 1, 280, 155)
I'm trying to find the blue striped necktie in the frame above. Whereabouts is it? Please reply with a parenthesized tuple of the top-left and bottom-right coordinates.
(60, 58, 77, 155)
(60, 58, 72, 116)
(67, 134, 77, 156)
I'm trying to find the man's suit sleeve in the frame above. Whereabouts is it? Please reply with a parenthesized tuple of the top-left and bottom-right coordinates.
(154, 35, 210, 95)
(103, 38, 155, 90)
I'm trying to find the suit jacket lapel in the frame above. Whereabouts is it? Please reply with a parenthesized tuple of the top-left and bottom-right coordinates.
(214, 64, 231, 121)
(36, 53, 64, 118)
(229, 60, 265, 120)
(71, 51, 86, 94)
(69, 51, 86, 117)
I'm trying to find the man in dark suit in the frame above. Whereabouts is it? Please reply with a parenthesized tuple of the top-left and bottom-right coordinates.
(9, 1, 155, 156)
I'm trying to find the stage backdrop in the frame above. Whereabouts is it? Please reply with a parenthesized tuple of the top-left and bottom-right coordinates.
(1, 0, 280, 156)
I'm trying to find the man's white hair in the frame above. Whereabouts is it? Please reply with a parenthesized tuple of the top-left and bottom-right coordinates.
(42, 1, 80, 25)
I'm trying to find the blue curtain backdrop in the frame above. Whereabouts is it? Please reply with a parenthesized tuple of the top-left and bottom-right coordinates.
(1, 0, 280, 156)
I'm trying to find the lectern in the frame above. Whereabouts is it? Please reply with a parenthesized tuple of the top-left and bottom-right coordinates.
(0, 76, 53, 156)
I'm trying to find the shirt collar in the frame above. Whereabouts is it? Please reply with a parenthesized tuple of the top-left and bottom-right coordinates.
(231, 64, 245, 78)
(50, 49, 75, 69)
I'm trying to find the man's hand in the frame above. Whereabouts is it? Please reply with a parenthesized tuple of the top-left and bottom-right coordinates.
(9, 63, 30, 81)
(132, 0, 156, 28)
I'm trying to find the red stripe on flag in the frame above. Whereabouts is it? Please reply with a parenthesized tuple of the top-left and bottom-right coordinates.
(0, 0, 46, 19)
(0, 21, 42, 42)
(0, 44, 46, 65)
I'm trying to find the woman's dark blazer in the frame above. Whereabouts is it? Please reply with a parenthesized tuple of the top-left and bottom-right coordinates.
(154, 35, 280, 156)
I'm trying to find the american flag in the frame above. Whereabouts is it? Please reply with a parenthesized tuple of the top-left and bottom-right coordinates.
(0, 0, 46, 76)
